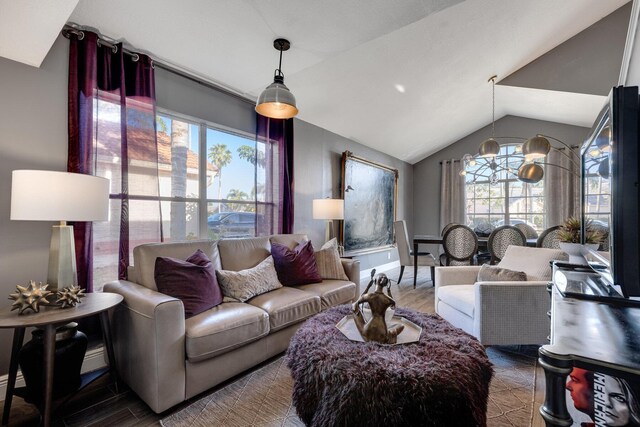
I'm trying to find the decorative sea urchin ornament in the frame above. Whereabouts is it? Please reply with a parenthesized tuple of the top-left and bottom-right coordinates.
(56, 286, 86, 308)
(8, 281, 52, 314)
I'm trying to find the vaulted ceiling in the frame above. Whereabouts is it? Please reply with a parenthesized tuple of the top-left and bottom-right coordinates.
(0, 0, 632, 163)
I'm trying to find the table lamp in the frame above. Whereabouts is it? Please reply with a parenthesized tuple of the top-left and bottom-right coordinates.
(312, 198, 344, 243)
(11, 170, 110, 291)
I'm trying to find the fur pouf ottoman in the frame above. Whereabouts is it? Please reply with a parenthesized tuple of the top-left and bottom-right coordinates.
(285, 305, 494, 427)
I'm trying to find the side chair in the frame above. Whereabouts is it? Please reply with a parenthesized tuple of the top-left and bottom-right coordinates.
(488, 225, 526, 264)
(394, 220, 437, 285)
(442, 224, 478, 266)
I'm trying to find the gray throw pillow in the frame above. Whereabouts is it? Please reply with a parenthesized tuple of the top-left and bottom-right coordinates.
(477, 264, 527, 282)
(314, 238, 349, 281)
(216, 256, 282, 302)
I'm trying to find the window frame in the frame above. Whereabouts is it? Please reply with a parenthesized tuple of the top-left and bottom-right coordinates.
(582, 155, 611, 224)
(156, 107, 270, 239)
(464, 144, 547, 231)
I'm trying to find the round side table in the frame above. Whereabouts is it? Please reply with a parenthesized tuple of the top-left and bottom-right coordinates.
(0, 292, 123, 427)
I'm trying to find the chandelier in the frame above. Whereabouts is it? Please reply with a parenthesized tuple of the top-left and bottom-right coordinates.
(460, 76, 578, 184)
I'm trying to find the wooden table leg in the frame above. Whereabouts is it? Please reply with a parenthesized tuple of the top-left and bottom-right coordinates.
(2, 328, 25, 425)
(42, 324, 55, 427)
(100, 311, 119, 393)
(413, 242, 419, 289)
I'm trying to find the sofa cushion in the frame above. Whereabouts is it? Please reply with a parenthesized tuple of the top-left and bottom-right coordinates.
(437, 300, 474, 336)
(133, 240, 221, 291)
(216, 256, 283, 302)
(271, 241, 322, 286)
(218, 236, 271, 271)
(185, 302, 269, 362)
(437, 285, 475, 318)
(294, 280, 356, 310)
(248, 287, 321, 332)
(497, 246, 567, 281)
(315, 238, 349, 281)
(154, 250, 223, 318)
(477, 264, 527, 283)
(269, 234, 309, 249)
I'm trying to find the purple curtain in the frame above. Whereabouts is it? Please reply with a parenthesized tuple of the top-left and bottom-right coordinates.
(68, 30, 159, 291)
(256, 114, 294, 235)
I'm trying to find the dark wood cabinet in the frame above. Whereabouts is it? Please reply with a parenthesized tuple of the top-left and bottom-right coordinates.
(540, 262, 640, 426)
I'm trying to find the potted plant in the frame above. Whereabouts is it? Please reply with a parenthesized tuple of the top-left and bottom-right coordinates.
(558, 217, 604, 264)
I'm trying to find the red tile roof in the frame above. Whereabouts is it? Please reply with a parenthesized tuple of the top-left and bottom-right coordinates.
(96, 120, 217, 173)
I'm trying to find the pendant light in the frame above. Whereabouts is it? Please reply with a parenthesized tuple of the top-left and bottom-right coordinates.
(478, 76, 500, 158)
(522, 135, 551, 160)
(256, 38, 298, 119)
(517, 163, 544, 183)
(463, 75, 580, 185)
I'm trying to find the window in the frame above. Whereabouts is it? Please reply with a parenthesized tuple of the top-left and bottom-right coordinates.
(583, 151, 610, 226)
(157, 111, 267, 240)
(93, 106, 267, 290)
(205, 124, 262, 239)
(465, 144, 546, 232)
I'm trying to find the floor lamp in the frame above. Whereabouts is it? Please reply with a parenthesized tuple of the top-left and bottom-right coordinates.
(10, 170, 110, 291)
(312, 199, 344, 244)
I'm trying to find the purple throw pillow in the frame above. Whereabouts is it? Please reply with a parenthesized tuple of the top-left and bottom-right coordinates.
(154, 249, 223, 319)
(271, 241, 322, 286)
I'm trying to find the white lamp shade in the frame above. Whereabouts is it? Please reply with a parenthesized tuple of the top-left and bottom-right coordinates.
(313, 199, 344, 220)
(11, 170, 110, 222)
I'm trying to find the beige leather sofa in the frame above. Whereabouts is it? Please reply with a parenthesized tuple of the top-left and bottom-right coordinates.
(104, 234, 360, 413)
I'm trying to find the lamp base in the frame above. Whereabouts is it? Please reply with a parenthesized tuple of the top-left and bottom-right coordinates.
(324, 220, 341, 245)
(47, 224, 77, 292)
(325, 220, 332, 244)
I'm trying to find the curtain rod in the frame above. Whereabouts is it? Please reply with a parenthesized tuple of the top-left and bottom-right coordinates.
(61, 24, 255, 106)
(439, 159, 461, 164)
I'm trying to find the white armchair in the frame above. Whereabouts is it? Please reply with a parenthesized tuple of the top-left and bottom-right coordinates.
(434, 246, 567, 346)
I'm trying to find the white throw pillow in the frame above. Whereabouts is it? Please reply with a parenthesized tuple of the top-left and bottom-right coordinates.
(314, 238, 349, 281)
(216, 256, 282, 302)
(497, 246, 567, 281)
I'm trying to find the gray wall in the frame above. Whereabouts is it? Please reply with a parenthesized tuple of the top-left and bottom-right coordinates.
(155, 62, 413, 270)
(412, 115, 591, 237)
(155, 67, 256, 135)
(500, 3, 630, 96)
(293, 120, 413, 270)
(0, 35, 411, 373)
(0, 36, 71, 373)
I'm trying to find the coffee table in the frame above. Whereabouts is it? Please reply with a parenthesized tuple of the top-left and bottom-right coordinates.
(286, 305, 493, 426)
(0, 293, 123, 427)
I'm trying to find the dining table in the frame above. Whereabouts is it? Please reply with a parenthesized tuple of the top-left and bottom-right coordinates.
(412, 234, 537, 288)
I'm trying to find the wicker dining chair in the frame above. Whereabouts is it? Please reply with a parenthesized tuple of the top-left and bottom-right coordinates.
(442, 224, 478, 266)
(536, 225, 562, 249)
(488, 225, 526, 264)
(441, 222, 457, 236)
(515, 223, 538, 239)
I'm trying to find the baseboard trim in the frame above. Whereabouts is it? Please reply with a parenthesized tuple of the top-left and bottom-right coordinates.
(0, 347, 106, 399)
(360, 260, 400, 281)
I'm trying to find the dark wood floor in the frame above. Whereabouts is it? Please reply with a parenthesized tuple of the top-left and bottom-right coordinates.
(1, 266, 544, 426)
